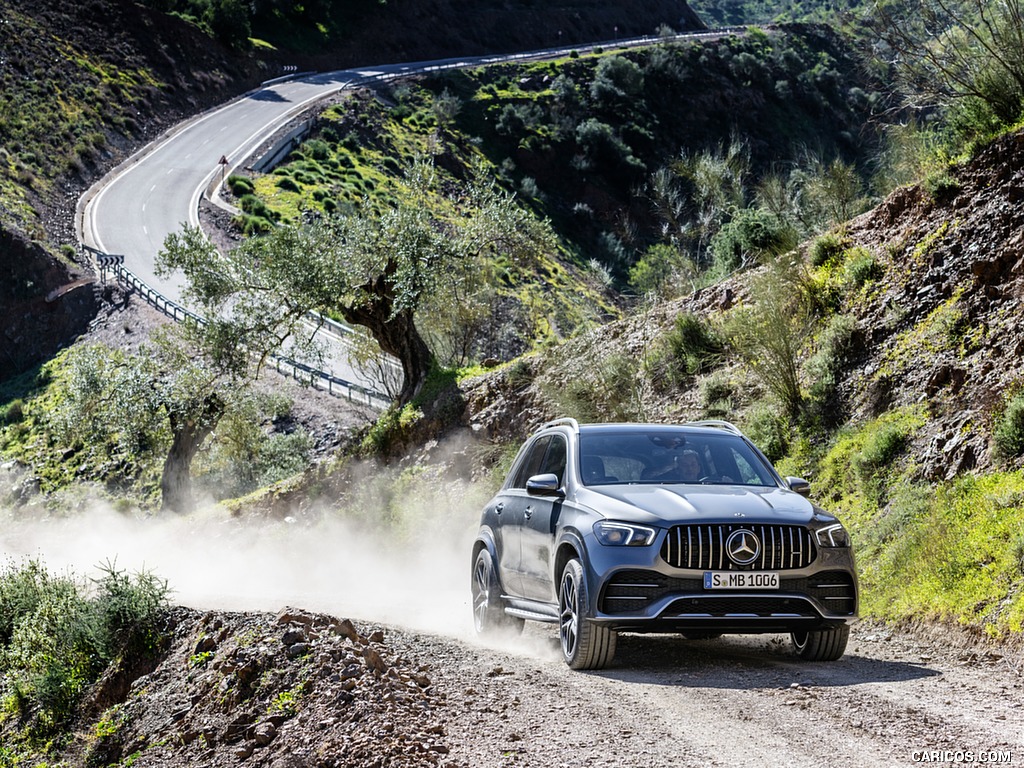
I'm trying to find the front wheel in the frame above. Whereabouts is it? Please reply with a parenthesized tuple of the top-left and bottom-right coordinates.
(790, 625, 850, 661)
(471, 549, 523, 636)
(559, 558, 616, 670)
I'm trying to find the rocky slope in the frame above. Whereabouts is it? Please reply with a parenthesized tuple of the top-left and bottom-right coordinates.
(462, 129, 1024, 481)
(34, 606, 1024, 767)
(0, 0, 266, 381)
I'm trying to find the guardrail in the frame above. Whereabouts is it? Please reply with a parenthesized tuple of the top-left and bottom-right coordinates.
(103, 260, 392, 410)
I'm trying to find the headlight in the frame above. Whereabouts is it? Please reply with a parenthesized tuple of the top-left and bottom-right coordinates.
(593, 521, 657, 547)
(815, 523, 851, 548)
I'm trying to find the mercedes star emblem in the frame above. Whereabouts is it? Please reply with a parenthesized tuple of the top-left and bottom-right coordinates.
(725, 529, 760, 565)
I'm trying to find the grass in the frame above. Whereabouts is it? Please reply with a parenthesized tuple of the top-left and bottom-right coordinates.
(772, 402, 1024, 638)
(860, 473, 1024, 635)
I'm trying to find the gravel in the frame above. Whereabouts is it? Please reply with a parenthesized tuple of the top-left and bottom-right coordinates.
(59, 609, 1022, 767)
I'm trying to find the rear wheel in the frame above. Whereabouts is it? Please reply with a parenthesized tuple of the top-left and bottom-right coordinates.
(558, 558, 616, 670)
(471, 549, 523, 636)
(790, 625, 850, 661)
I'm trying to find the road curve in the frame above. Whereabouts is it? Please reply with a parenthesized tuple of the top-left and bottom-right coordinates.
(78, 31, 735, 395)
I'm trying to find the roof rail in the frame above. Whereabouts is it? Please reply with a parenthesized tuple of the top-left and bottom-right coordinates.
(539, 417, 580, 433)
(686, 419, 744, 437)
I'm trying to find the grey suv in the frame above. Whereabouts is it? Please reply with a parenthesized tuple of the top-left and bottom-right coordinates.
(471, 419, 858, 669)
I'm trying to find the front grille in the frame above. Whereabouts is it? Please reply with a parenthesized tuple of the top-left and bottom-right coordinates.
(661, 524, 816, 570)
(601, 571, 696, 614)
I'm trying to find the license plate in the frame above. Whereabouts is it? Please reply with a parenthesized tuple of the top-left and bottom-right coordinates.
(704, 571, 779, 589)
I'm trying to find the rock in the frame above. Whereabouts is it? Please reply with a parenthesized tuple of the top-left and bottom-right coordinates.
(363, 647, 388, 675)
(253, 721, 278, 746)
(281, 628, 307, 646)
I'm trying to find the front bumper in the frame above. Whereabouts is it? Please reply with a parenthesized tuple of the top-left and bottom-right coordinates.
(597, 568, 858, 633)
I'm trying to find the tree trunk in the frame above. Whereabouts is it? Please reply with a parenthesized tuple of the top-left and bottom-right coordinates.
(160, 394, 224, 513)
(340, 283, 434, 407)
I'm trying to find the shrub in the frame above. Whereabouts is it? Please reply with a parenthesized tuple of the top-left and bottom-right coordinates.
(92, 560, 170, 659)
(660, 313, 724, 381)
(742, 401, 790, 463)
(590, 56, 645, 105)
(226, 174, 254, 196)
(994, 394, 1024, 459)
(723, 262, 810, 418)
(302, 139, 331, 161)
(843, 247, 884, 286)
(2, 398, 25, 424)
(542, 353, 642, 422)
(853, 421, 910, 490)
(923, 172, 961, 201)
(0, 559, 169, 735)
(239, 193, 273, 219)
(699, 373, 733, 418)
(708, 207, 797, 273)
(628, 243, 694, 298)
(809, 232, 849, 267)
(806, 313, 858, 424)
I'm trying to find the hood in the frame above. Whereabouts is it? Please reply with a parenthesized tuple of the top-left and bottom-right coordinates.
(575, 484, 816, 526)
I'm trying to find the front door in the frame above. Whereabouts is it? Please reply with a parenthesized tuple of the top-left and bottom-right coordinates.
(519, 434, 567, 603)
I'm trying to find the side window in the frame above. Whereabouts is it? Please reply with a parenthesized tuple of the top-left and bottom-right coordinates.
(730, 448, 762, 485)
(511, 436, 551, 488)
(540, 435, 567, 486)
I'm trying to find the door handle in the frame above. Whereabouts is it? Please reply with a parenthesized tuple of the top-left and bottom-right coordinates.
(524, 506, 533, 520)
(495, 503, 504, 514)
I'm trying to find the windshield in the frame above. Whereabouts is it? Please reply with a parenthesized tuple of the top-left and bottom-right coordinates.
(578, 429, 779, 487)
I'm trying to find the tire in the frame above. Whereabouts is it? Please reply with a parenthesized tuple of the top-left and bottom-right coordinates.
(558, 558, 616, 670)
(471, 549, 523, 636)
(790, 625, 850, 661)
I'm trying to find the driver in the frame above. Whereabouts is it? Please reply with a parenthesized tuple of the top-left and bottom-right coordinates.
(677, 450, 702, 482)
(645, 449, 703, 482)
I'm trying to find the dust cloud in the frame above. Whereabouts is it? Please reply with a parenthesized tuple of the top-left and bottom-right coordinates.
(5, 505, 463, 630)
(0, 460, 562, 662)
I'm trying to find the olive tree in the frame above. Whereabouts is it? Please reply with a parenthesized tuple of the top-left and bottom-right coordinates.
(158, 159, 556, 407)
(48, 335, 234, 513)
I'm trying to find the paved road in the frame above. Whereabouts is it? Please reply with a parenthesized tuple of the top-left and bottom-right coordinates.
(78, 32, 733, 398)
(80, 67, 399, 395)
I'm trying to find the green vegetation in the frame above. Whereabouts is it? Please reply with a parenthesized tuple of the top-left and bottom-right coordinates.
(994, 392, 1024, 460)
(0, 5, 168, 240)
(0, 558, 169, 742)
(723, 260, 811, 418)
(139, 0, 383, 51)
(540, 352, 645, 424)
(872, 0, 1024, 151)
(858, 472, 1024, 635)
(647, 313, 725, 386)
(163, 158, 568, 409)
(5, 0, 1024, 692)
(248, 27, 883, 296)
(0, 341, 310, 511)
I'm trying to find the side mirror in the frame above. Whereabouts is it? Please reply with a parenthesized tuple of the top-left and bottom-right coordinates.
(786, 476, 811, 497)
(526, 473, 564, 497)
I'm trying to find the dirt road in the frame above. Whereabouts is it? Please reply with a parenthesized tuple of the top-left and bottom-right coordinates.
(397, 622, 1022, 768)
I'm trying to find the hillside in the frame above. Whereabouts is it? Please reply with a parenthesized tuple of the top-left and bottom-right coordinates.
(5, 0, 1024, 765)
(465, 130, 1024, 477)
(0, 0, 700, 385)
